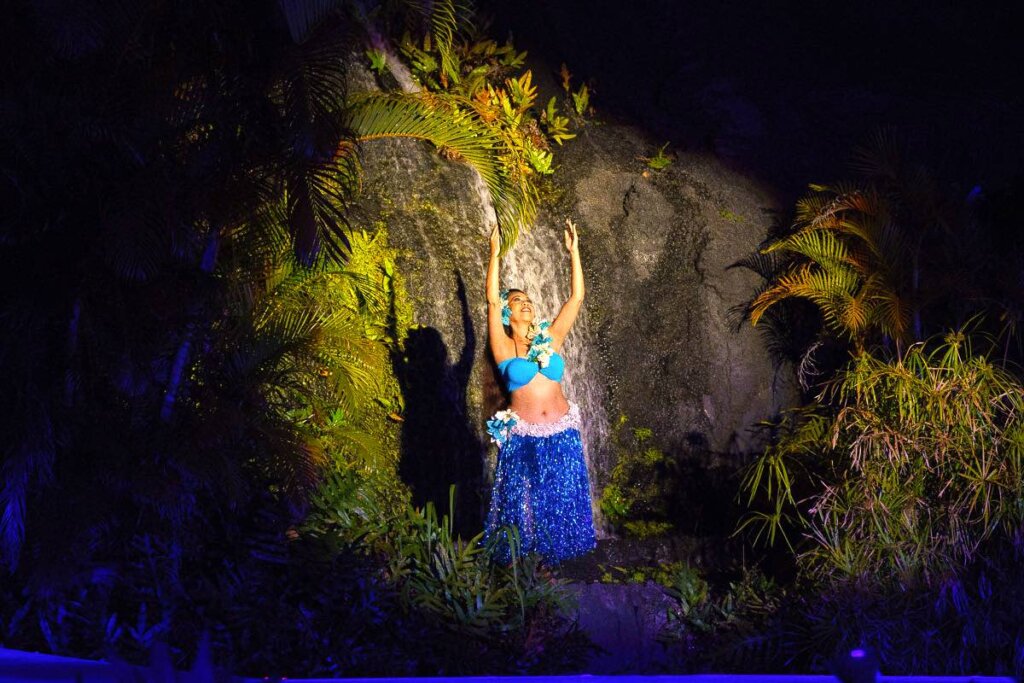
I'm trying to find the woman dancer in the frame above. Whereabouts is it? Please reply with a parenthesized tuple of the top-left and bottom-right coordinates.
(484, 219, 597, 564)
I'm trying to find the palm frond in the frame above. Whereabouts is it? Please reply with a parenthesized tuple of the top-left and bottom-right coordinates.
(777, 230, 851, 273)
(850, 127, 905, 182)
(758, 179, 917, 347)
(280, 21, 351, 118)
(729, 249, 786, 281)
(344, 92, 537, 245)
(250, 416, 327, 500)
(405, 0, 475, 84)
(870, 290, 912, 342)
(285, 153, 356, 266)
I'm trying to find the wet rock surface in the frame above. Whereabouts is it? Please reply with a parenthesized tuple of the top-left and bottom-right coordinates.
(558, 121, 796, 459)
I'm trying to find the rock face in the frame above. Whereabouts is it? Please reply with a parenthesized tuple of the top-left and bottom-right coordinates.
(561, 125, 797, 461)
(349, 67, 797, 531)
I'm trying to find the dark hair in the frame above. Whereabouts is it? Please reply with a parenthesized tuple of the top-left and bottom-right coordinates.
(483, 351, 510, 414)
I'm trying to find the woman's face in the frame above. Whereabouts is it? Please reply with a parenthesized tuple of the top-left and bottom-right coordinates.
(507, 290, 534, 324)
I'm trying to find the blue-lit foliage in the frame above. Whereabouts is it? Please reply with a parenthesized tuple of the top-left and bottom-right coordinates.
(0, 0, 594, 676)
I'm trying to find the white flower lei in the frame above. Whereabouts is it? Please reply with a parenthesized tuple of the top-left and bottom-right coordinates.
(525, 319, 555, 368)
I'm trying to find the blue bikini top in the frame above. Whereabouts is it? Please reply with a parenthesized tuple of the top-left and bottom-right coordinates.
(497, 352, 565, 392)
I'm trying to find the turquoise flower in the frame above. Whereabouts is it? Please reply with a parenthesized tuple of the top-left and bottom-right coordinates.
(486, 409, 520, 446)
(499, 288, 512, 326)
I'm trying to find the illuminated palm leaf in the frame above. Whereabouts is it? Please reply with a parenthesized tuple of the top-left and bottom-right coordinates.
(404, 0, 475, 85)
(753, 184, 913, 349)
(344, 92, 538, 247)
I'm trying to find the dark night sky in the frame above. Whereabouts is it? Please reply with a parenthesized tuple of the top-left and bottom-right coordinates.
(483, 1, 1024, 198)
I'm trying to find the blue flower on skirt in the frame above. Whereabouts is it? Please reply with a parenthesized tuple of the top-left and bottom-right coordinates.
(486, 409, 519, 446)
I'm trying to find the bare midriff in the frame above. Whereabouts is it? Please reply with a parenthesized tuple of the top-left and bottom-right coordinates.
(509, 375, 571, 424)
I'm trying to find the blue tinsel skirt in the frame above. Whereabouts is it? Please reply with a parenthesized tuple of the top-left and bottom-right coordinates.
(485, 402, 597, 564)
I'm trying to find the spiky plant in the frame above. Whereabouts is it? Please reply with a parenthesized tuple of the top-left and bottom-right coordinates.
(746, 128, 1017, 363)
(303, 480, 578, 669)
(402, 0, 475, 87)
(740, 327, 1024, 589)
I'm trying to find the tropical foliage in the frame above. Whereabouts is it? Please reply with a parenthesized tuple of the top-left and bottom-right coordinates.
(643, 143, 675, 171)
(733, 127, 1024, 675)
(304, 475, 591, 672)
(380, 17, 587, 250)
(746, 131, 1021, 360)
(1, 0, 363, 571)
(598, 415, 679, 538)
(344, 90, 541, 243)
(0, 0, 592, 675)
(734, 319, 1024, 676)
(749, 183, 912, 352)
(741, 330, 1024, 587)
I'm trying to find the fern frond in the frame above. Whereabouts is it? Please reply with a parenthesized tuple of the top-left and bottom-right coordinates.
(285, 150, 357, 266)
(403, 0, 474, 85)
(430, 0, 469, 85)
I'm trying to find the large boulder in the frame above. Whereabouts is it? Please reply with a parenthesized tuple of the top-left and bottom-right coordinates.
(348, 62, 797, 530)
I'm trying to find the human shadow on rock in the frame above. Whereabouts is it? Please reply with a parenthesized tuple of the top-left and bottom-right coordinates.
(393, 272, 483, 535)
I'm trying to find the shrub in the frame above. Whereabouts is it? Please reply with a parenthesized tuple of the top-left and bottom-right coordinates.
(741, 329, 1024, 589)
(598, 416, 680, 536)
(659, 564, 785, 672)
(304, 473, 592, 673)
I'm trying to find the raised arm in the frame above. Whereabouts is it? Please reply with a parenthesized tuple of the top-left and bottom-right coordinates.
(486, 225, 512, 362)
(549, 219, 584, 350)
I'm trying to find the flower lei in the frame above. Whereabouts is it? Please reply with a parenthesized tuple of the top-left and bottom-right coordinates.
(499, 290, 554, 367)
(486, 409, 519, 446)
(525, 319, 555, 368)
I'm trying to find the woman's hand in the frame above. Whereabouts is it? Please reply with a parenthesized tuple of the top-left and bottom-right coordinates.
(489, 223, 501, 256)
(564, 218, 579, 253)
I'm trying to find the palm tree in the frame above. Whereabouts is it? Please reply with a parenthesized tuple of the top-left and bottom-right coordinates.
(749, 128, 1007, 362)
(749, 183, 913, 354)
(1, 0, 553, 573)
